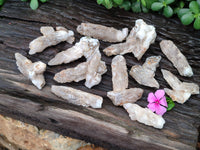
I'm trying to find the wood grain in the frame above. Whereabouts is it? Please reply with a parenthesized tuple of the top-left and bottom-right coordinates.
(0, 0, 200, 149)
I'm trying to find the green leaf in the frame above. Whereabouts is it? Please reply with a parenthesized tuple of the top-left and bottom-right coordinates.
(166, 97, 175, 111)
(141, 0, 146, 7)
(194, 16, 200, 29)
(113, 0, 123, 5)
(189, 1, 199, 14)
(178, 8, 191, 18)
(181, 12, 195, 25)
(179, 1, 185, 8)
(30, 0, 39, 10)
(145, 0, 157, 9)
(0, 0, 5, 5)
(97, 0, 103, 5)
(163, 6, 173, 18)
(142, 4, 149, 13)
(197, 0, 200, 7)
(119, 0, 131, 11)
(131, 1, 141, 13)
(40, 0, 47, 2)
(104, 0, 113, 9)
(165, 0, 175, 5)
(151, 2, 164, 11)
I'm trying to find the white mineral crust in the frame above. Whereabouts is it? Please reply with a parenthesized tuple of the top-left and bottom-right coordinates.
(107, 88, 144, 106)
(123, 103, 165, 129)
(160, 40, 193, 77)
(103, 19, 156, 60)
(161, 69, 199, 104)
(129, 56, 161, 88)
(15, 53, 46, 89)
(77, 23, 128, 42)
(51, 85, 103, 108)
(29, 26, 75, 55)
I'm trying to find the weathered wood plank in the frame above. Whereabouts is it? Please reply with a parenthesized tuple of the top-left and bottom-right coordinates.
(0, 0, 200, 149)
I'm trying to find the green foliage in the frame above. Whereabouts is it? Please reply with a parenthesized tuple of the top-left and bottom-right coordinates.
(97, 0, 200, 30)
(21, 0, 48, 10)
(166, 97, 175, 111)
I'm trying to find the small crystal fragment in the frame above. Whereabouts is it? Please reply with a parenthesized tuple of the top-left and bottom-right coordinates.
(51, 85, 103, 108)
(103, 19, 156, 60)
(161, 69, 199, 104)
(15, 53, 46, 89)
(129, 56, 161, 88)
(160, 40, 193, 77)
(107, 88, 143, 106)
(123, 103, 165, 129)
(29, 26, 74, 55)
(77, 23, 128, 42)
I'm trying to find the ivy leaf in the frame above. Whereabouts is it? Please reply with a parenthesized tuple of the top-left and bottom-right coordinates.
(163, 5, 173, 18)
(30, 0, 39, 10)
(178, 8, 191, 18)
(119, 0, 131, 11)
(131, 1, 141, 13)
(165, 0, 175, 5)
(151, 2, 164, 11)
(181, 12, 195, 25)
(166, 97, 175, 111)
(189, 1, 199, 14)
(113, 0, 123, 5)
(194, 16, 200, 29)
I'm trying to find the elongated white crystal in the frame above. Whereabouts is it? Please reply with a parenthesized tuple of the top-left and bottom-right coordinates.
(51, 85, 103, 108)
(77, 23, 128, 42)
(29, 26, 74, 55)
(160, 40, 193, 77)
(103, 19, 156, 60)
(130, 56, 161, 88)
(15, 53, 46, 89)
(161, 69, 199, 103)
(123, 103, 165, 129)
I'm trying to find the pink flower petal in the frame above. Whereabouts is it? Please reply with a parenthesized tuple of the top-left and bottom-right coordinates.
(159, 96, 168, 107)
(147, 92, 157, 103)
(155, 90, 165, 100)
(147, 103, 156, 112)
(155, 105, 167, 116)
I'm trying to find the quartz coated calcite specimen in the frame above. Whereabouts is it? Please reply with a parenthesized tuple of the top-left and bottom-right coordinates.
(107, 55, 143, 106)
(51, 85, 103, 108)
(160, 40, 193, 77)
(15, 53, 46, 89)
(29, 26, 74, 55)
(103, 19, 156, 60)
(123, 103, 165, 129)
(77, 23, 128, 42)
(129, 56, 161, 88)
(161, 69, 199, 104)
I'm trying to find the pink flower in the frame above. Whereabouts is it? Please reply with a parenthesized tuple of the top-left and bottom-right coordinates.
(147, 90, 168, 116)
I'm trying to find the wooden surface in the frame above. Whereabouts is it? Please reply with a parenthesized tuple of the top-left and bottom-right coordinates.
(0, 0, 200, 149)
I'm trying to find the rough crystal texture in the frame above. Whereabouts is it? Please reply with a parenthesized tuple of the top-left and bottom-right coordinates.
(77, 23, 128, 42)
(129, 56, 161, 88)
(161, 69, 199, 104)
(29, 26, 74, 55)
(15, 53, 46, 89)
(51, 85, 103, 108)
(123, 103, 165, 129)
(103, 19, 156, 60)
(111, 55, 128, 92)
(160, 40, 193, 77)
(107, 88, 143, 106)
(48, 37, 99, 66)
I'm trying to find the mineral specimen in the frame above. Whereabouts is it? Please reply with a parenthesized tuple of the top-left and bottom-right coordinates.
(107, 88, 143, 106)
(15, 53, 46, 89)
(103, 19, 156, 60)
(160, 40, 193, 77)
(129, 56, 161, 88)
(29, 26, 74, 55)
(77, 23, 128, 42)
(161, 69, 199, 104)
(123, 103, 165, 129)
(48, 37, 99, 66)
(51, 85, 103, 108)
